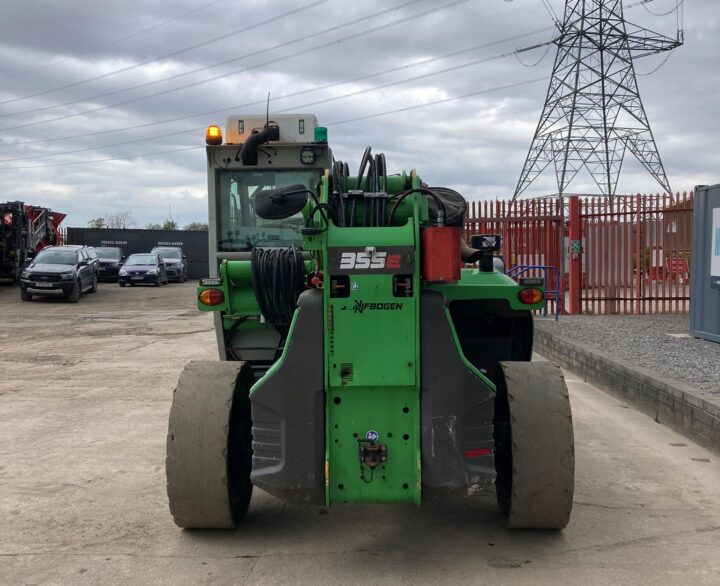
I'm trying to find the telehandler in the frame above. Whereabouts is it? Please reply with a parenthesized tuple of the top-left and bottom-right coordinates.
(166, 114, 574, 530)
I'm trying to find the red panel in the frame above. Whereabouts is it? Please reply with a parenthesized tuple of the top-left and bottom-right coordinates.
(421, 227, 461, 283)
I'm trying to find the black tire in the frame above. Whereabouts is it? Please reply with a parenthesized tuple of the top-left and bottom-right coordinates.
(88, 272, 98, 293)
(67, 280, 80, 303)
(166, 361, 254, 529)
(154, 277, 161, 287)
(494, 361, 574, 529)
(20, 289, 32, 301)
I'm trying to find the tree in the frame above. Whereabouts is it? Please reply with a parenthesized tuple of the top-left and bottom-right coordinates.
(183, 222, 208, 231)
(105, 211, 133, 229)
(145, 222, 162, 230)
(87, 217, 105, 228)
(162, 219, 178, 230)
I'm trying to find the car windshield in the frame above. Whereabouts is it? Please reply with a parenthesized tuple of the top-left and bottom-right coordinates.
(125, 254, 156, 266)
(216, 169, 322, 251)
(94, 247, 122, 260)
(153, 248, 181, 259)
(34, 249, 76, 265)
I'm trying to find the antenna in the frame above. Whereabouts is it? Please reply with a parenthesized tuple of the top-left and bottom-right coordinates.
(266, 92, 270, 128)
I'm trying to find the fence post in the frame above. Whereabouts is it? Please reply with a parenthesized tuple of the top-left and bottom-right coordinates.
(568, 195, 582, 314)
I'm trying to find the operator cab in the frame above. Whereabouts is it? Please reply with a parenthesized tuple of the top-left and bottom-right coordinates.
(206, 114, 332, 266)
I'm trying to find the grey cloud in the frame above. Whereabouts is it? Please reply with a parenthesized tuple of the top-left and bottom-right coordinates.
(0, 0, 716, 227)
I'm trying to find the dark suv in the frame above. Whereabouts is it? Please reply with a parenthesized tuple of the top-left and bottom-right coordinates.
(93, 246, 125, 282)
(20, 245, 99, 303)
(151, 246, 187, 282)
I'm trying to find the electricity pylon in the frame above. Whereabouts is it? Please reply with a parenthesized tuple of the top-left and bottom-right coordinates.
(513, 0, 683, 199)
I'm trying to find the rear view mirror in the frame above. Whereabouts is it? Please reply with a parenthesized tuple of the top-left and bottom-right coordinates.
(470, 234, 502, 252)
(254, 184, 309, 220)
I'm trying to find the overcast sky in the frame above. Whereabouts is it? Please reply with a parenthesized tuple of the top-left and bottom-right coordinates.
(0, 0, 716, 228)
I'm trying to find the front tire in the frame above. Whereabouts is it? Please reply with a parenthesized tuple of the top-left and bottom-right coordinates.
(20, 289, 32, 301)
(67, 280, 80, 303)
(88, 272, 98, 293)
(494, 361, 575, 529)
(167, 361, 254, 529)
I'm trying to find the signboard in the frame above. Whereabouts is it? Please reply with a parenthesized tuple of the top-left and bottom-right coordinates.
(712, 207, 720, 278)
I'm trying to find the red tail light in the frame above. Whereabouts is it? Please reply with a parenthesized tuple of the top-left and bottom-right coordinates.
(199, 289, 224, 306)
(464, 448, 494, 459)
(518, 288, 543, 305)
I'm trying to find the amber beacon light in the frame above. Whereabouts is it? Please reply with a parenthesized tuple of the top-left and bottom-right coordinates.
(205, 125, 223, 145)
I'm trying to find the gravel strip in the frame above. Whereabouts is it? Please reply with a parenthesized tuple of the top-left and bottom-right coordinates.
(536, 314, 720, 395)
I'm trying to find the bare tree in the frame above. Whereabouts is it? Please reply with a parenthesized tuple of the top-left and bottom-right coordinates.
(105, 211, 134, 229)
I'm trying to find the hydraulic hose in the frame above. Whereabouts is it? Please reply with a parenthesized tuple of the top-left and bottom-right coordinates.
(250, 246, 306, 336)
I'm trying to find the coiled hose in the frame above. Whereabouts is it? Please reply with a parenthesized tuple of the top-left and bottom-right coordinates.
(251, 246, 306, 336)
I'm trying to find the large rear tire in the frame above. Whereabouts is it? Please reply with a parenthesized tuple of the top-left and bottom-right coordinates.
(166, 360, 254, 529)
(494, 361, 574, 529)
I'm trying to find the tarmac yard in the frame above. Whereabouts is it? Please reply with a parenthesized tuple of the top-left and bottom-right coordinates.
(1, 282, 719, 585)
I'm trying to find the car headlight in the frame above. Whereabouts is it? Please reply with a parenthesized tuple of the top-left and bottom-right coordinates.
(147, 268, 159, 275)
(119, 269, 128, 276)
(21, 271, 30, 279)
(60, 272, 75, 280)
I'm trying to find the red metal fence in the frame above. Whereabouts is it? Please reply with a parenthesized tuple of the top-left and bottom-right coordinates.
(465, 192, 694, 315)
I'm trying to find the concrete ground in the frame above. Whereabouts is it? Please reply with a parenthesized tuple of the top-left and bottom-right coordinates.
(1, 282, 719, 585)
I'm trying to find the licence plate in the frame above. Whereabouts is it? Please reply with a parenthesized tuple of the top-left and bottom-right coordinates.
(34, 282, 55, 288)
(131, 276, 144, 280)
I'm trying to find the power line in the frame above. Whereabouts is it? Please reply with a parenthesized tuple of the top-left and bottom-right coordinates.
(0, 33, 554, 162)
(4, 26, 552, 148)
(0, 0, 328, 106)
(0, 77, 547, 170)
(0, 35, 552, 163)
(540, 0, 560, 23)
(3, 0, 227, 83)
(325, 77, 547, 126)
(0, 146, 204, 171)
(0, 0, 467, 132)
(0, 0, 432, 118)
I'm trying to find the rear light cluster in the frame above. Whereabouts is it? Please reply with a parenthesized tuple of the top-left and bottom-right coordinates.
(199, 289, 224, 306)
(518, 288, 543, 305)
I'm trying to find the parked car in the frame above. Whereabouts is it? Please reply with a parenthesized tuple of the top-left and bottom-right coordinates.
(92, 246, 125, 282)
(19, 245, 99, 303)
(151, 246, 187, 282)
(119, 253, 169, 287)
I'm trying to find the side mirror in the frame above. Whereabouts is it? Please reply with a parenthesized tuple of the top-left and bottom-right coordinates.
(254, 184, 309, 220)
(470, 234, 502, 252)
(121, 256, 126, 261)
(182, 255, 187, 260)
(78, 260, 88, 267)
